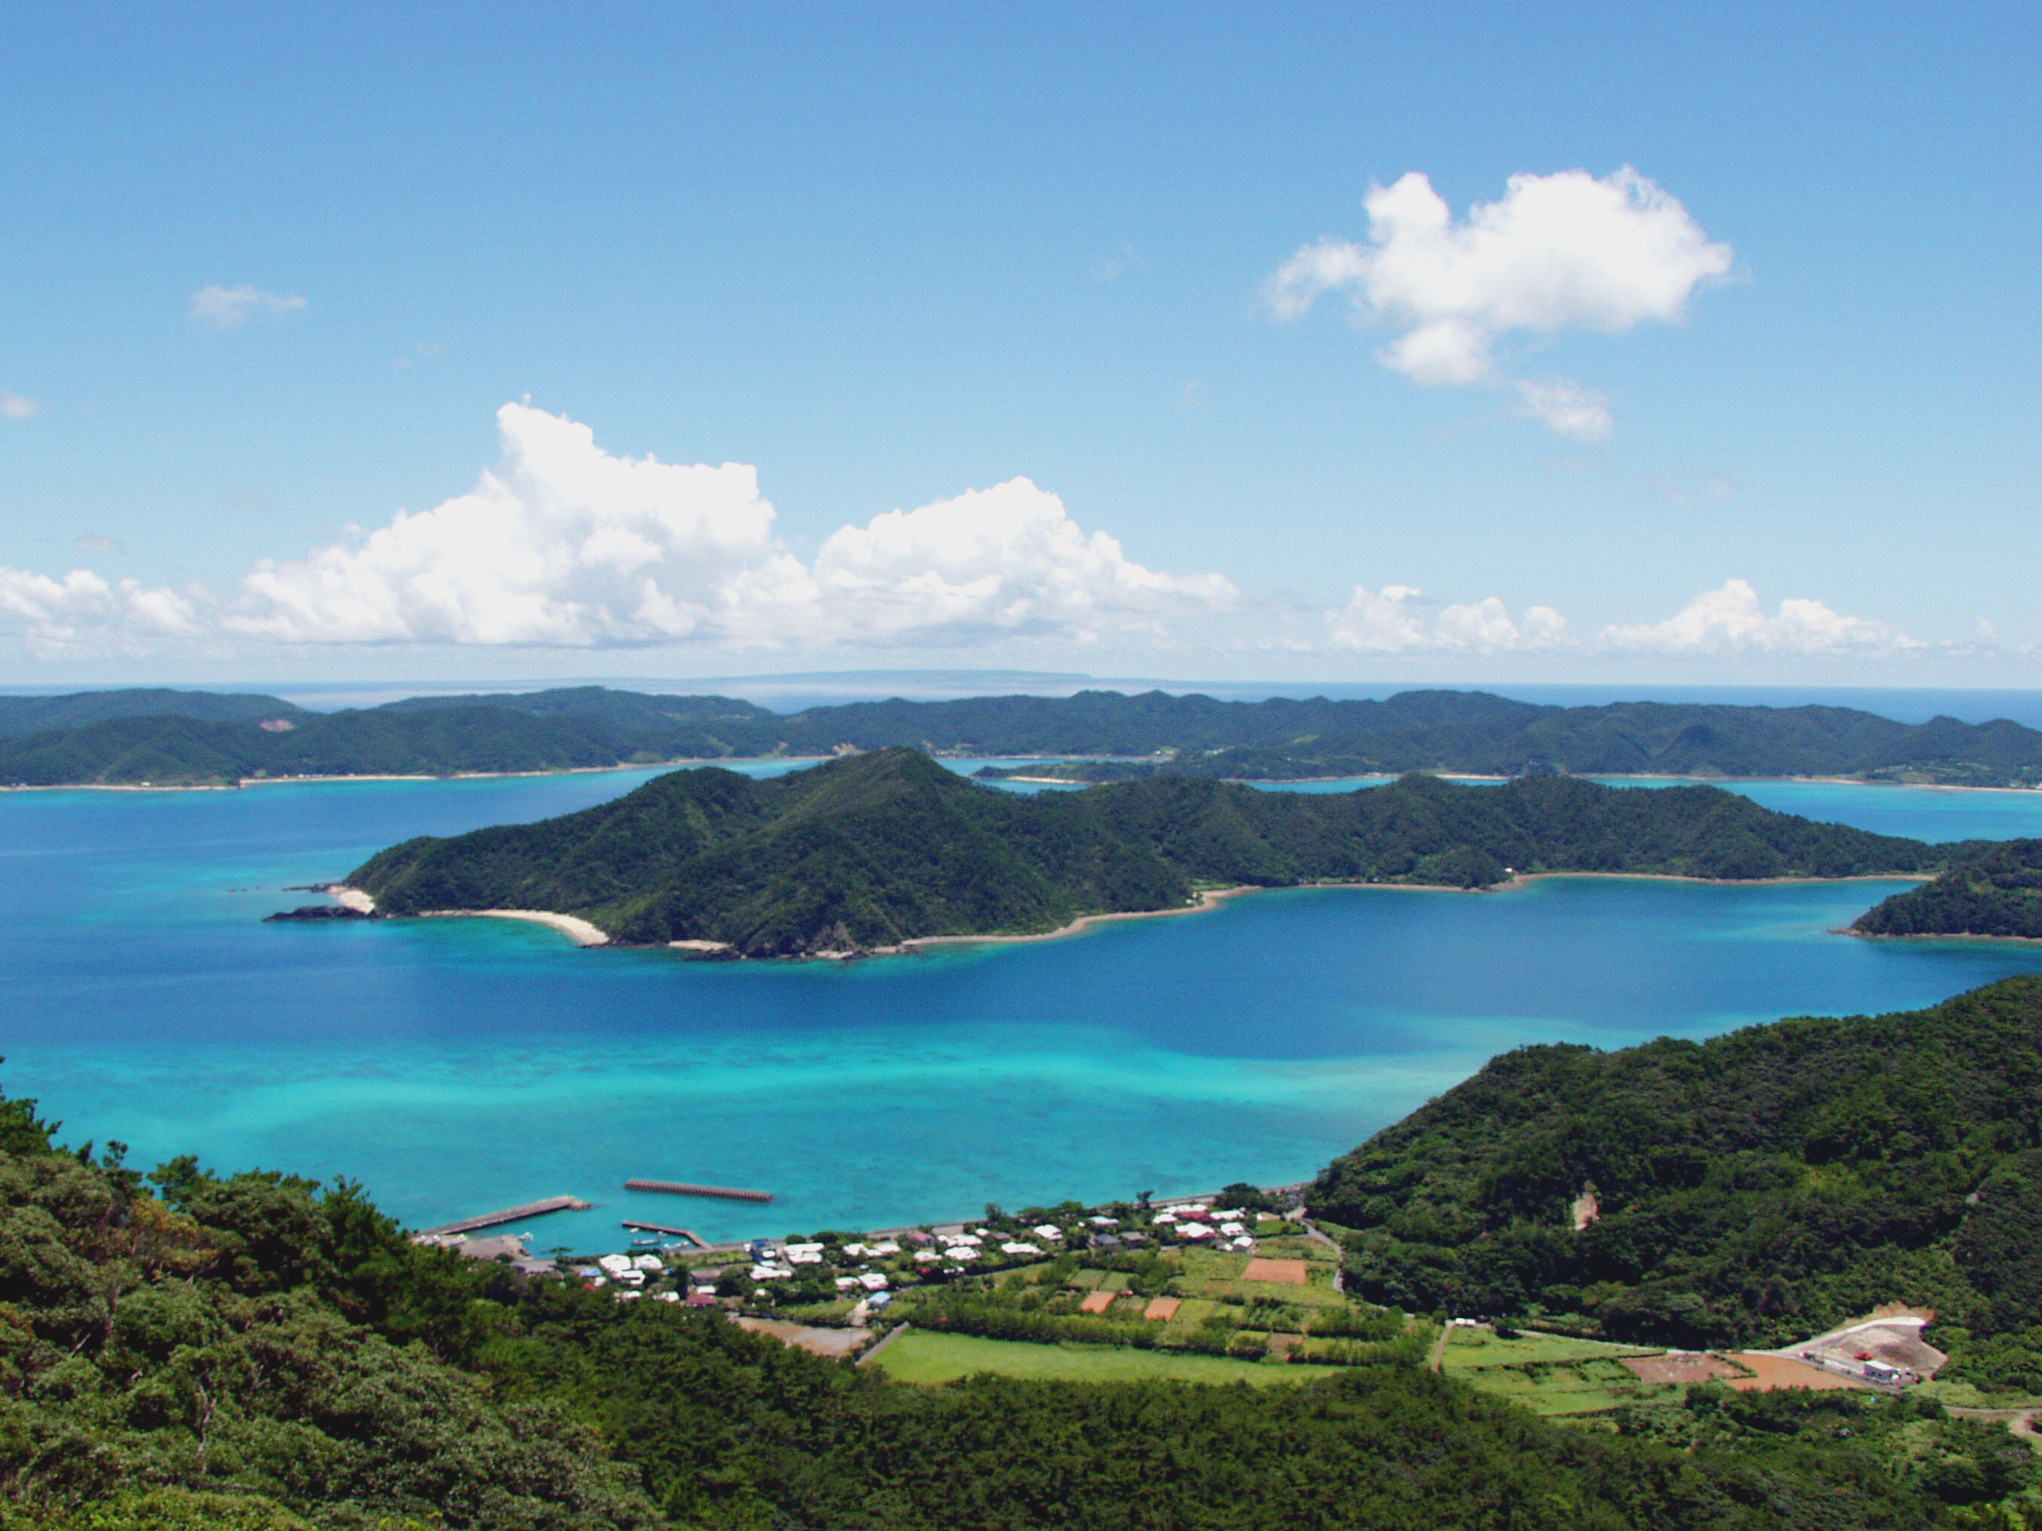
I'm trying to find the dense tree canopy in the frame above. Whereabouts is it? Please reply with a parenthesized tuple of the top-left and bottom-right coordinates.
(1313, 974, 2042, 1389)
(6, 685, 2042, 786)
(1855, 841, 2042, 939)
(346, 751, 1960, 956)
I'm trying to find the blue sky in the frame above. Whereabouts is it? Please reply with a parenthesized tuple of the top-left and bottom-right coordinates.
(0, 3, 2035, 689)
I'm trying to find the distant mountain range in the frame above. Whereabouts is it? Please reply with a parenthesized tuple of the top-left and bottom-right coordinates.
(4, 684, 2042, 787)
(346, 749, 1965, 957)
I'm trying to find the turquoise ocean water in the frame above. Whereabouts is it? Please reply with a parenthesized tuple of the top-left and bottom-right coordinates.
(4, 762, 2042, 1250)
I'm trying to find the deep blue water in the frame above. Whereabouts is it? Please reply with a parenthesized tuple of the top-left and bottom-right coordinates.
(5, 766, 2042, 1251)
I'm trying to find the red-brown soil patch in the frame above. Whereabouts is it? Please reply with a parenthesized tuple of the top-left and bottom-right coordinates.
(1265, 1332, 1306, 1358)
(1725, 1354, 1868, 1392)
(1143, 1297, 1183, 1322)
(1079, 1291, 1115, 1315)
(1621, 1353, 1746, 1385)
(1241, 1258, 1310, 1285)
(734, 1317, 870, 1358)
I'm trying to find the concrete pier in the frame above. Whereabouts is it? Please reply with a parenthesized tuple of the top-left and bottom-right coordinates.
(416, 1195, 591, 1238)
(622, 1220, 711, 1247)
(625, 1178, 773, 1203)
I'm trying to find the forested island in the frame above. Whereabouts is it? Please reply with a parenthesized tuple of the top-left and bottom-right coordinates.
(1313, 974, 2042, 1384)
(340, 749, 1966, 957)
(5, 683, 2042, 787)
(6, 977, 2042, 1527)
(1854, 841, 2042, 940)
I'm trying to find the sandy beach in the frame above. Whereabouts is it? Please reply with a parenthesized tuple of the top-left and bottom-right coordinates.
(326, 865, 1935, 965)
(318, 885, 612, 946)
(892, 885, 1262, 953)
(878, 866, 1946, 959)
(1849, 928, 2042, 946)
(421, 908, 612, 946)
(1500, 869, 1932, 890)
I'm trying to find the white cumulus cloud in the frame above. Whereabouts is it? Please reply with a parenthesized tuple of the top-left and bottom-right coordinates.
(1327, 585, 1566, 653)
(1267, 167, 1731, 436)
(798, 479, 1236, 646)
(1513, 379, 1613, 442)
(189, 284, 308, 330)
(1599, 580, 1916, 655)
(216, 404, 1234, 650)
(1, 391, 41, 418)
(0, 567, 208, 659)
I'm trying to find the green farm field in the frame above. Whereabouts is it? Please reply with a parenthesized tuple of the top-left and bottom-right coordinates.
(870, 1330, 1343, 1387)
(1441, 1328, 1680, 1417)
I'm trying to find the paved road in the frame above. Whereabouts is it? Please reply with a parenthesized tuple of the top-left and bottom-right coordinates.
(1299, 1220, 1345, 1291)
(1948, 1406, 2039, 1438)
(855, 1322, 910, 1369)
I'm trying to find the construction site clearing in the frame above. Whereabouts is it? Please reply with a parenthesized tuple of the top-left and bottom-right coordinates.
(1608, 1310, 1946, 1394)
(1433, 1305, 1973, 1423)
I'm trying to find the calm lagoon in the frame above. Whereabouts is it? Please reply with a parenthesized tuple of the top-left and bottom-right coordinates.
(4, 765, 2041, 1248)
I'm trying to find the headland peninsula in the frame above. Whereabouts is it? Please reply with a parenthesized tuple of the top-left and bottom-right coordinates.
(317, 748, 1980, 959)
(1854, 839, 2042, 941)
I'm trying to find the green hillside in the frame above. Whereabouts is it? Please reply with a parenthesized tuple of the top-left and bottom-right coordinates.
(1313, 974, 2042, 1387)
(285, 686, 2042, 786)
(1854, 841, 2042, 940)
(0, 688, 305, 738)
(0, 708, 634, 785)
(350, 749, 1190, 955)
(6, 684, 2042, 786)
(346, 749, 1959, 956)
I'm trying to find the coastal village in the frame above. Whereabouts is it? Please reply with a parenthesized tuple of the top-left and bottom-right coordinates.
(413, 1183, 1978, 1422)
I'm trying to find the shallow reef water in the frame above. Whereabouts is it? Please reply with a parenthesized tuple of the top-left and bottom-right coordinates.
(4, 764, 2041, 1248)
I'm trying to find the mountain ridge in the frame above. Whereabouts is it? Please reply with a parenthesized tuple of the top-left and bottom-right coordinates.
(343, 749, 1967, 957)
(8, 684, 2042, 787)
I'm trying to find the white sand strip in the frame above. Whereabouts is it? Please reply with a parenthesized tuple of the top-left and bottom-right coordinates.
(423, 909, 611, 946)
(327, 885, 376, 913)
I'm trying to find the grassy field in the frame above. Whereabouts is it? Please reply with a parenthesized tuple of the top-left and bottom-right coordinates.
(1437, 1330, 1690, 1412)
(1454, 1358, 1681, 1417)
(1442, 1329, 1662, 1369)
(871, 1330, 1344, 1387)
(1441, 1329, 1681, 1417)
(1162, 1296, 1225, 1330)
(1178, 1242, 1351, 1308)
(1064, 1268, 1130, 1294)
(1201, 1276, 1351, 1307)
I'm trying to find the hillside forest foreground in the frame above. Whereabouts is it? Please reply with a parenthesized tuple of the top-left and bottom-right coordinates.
(5, 975, 2042, 1527)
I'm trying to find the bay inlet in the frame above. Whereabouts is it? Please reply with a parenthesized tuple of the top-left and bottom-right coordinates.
(5, 763, 2042, 1250)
